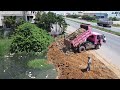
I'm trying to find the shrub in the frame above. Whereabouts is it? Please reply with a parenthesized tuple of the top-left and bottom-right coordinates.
(10, 23, 54, 53)
(0, 39, 12, 56)
(66, 14, 80, 18)
(0, 28, 4, 39)
(81, 15, 96, 21)
(27, 59, 53, 69)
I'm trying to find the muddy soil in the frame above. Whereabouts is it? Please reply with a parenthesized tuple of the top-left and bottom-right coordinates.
(47, 38, 119, 79)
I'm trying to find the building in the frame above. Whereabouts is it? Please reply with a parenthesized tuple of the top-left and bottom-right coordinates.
(0, 11, 38, 27)
(78, 11, 84, 16)
(83, 12, 108, 19)
(108, 11, 120, 18)
(0, 11, 39, 37)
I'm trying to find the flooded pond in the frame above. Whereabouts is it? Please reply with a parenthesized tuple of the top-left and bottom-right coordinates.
(0, 52, 57, 79)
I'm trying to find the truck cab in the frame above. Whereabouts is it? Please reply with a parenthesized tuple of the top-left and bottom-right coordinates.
(86, 32, 104, 49)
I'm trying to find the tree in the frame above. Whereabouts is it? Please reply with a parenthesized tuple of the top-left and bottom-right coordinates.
(34, 11, 67, 33)
(10, 23, 54, 53)
(81, 15, 96, 21)
(3, 16, 16, 29)
(56, 15, 67, 33)
(3, 16, 26, 37)
(66, 14, 79, 18)
(109, 17, 119, 21)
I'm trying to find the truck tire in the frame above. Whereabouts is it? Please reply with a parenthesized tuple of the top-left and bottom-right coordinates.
(97, 23, 99, 26)
(78, 46, 86, 53)
(103, 24, 106, 27)
(95, 44, 100, 49)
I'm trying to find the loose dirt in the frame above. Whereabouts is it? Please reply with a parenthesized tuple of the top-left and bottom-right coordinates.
(47, 38, 119, 79)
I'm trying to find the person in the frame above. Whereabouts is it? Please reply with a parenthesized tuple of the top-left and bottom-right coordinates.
(86, 56, 92, 72)
(102, 34, 106, 43)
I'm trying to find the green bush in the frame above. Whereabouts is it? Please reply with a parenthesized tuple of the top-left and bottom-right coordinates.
(109, 17, 119, 21)
(66, 14, 80, 18)
(10, 22, 54, 53)
(0, 28, 4, 39)
(27, 59, 53, 69)
(81, 15, 96, 21)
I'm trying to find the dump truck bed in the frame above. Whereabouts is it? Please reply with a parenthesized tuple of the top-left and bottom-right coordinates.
(66, 28, 86, 40)
(64, 24, 92, 48)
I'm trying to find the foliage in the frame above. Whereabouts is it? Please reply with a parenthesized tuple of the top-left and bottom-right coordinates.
(10, 23, 54, 53)
(109, 17, 119, 21)
(0, 28, 4, 39)
(35, 11, 67, 33)
(81, 15, 96, 21)
(3, 17, 26, 37)
(16, 18, 26, 27)
(3, 16, 16, 29)
(0, 39, 12, 56)
(27, 59, 53, 69)
(66, 14, 80, 18)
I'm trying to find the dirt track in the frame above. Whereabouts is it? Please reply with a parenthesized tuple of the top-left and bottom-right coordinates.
(47, 38, 119, 79)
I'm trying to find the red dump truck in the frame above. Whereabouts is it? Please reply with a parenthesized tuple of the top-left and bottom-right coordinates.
(64, 24, 105, 53)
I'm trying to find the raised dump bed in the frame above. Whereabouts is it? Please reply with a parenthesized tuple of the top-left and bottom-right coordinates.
(67, 28, 86, 40)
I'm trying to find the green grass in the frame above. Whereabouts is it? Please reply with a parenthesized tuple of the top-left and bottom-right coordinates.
(27, 59, 53, 69)
(92, 26, 120, 36)
(87, 20, 97, 23)
(66, 18, 120, 36)
(112, 24, 120, 27)
(0, 39, 12, 56)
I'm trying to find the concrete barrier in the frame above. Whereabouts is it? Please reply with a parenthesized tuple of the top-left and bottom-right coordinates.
(113, 21, 120, 25)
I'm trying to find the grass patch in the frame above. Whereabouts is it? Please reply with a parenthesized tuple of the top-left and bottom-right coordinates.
(27, 59, 53, 69)
(92, 26, 120, 36)
(87, 20, 97, 23)
(0, 39, 12, 56)
(66, 18, 120, 36)
(112, 24, 120, 27)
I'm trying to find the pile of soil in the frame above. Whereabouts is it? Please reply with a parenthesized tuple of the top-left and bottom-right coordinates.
(67, 28, 86, 40)
(47, 38, 118, 79)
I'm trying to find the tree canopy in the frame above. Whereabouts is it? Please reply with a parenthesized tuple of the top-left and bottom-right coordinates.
(35, 11, 67, 32)
(10, 22, 54, 53)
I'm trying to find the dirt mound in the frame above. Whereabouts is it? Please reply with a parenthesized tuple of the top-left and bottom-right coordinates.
(47, 38, 118, 79)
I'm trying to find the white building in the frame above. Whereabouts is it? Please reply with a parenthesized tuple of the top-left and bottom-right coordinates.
(0, 11, 38, 27)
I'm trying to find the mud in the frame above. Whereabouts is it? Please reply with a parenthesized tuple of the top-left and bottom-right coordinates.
(47, 38, 118, 79)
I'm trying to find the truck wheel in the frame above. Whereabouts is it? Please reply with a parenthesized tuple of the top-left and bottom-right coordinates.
(78, 46, 86, 53)
(95, 45, 100, 49)
(103, 24, 106, 27)
(97, 23, 100, 26)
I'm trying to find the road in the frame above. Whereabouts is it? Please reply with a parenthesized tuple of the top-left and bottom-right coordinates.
(65, 19, 120, 69)
(65, 17, 120, 33)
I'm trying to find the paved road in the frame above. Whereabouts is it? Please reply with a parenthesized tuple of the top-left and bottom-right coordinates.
(65, 17, 120, 33)
(65, 19, 120, 69)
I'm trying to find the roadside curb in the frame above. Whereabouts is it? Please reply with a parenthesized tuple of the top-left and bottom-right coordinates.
(90, 50, 120, 79)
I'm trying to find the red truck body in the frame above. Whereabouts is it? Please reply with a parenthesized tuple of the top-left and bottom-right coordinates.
(71, 24, 92, 47)
(64, 24, 105, 52)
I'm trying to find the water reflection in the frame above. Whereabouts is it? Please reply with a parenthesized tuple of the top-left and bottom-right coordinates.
(0, 52, 57, 79)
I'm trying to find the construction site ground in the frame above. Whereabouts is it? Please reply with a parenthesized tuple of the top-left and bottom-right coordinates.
(47, 37, 119, 79)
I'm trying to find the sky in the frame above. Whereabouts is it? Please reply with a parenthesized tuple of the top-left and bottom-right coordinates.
(48, 11, 120, 18)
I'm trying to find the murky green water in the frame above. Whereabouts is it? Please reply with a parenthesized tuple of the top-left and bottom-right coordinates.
(0, 52, 57, 79)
